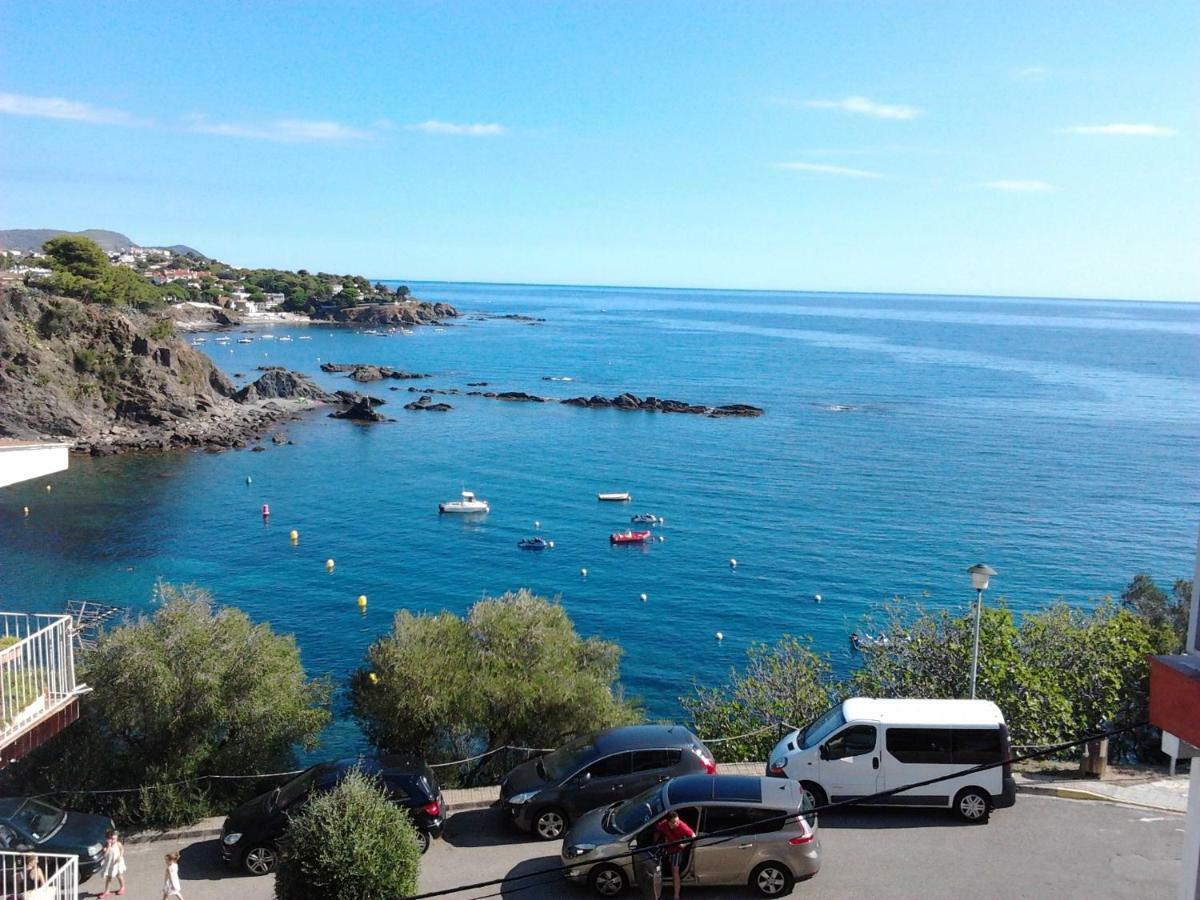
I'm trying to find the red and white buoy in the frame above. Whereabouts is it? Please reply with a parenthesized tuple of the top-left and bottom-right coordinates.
(261, 503, 270, 520)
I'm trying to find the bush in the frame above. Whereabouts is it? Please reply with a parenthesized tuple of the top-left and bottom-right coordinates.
(274, 769, 421, 900)
(682, 636, 837, 762)
(1, 583, 331, 828)
(349, 589, 641, 784)
(148, 318, 174, 340)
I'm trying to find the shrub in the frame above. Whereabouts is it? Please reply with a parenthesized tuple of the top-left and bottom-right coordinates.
(274, 769, 421, 900)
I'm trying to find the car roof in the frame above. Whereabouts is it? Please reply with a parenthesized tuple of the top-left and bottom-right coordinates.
(593, 724, 703, 754)
(330, 755, 435, 780)
(841, 697, 1005, 727)
(667, 775, 778, 806)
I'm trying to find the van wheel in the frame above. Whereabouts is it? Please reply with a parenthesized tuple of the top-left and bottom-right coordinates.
(799, 781, 827, 808)
(242, 844, 278, 875)
(954, 787, 991, 823)
(590, 863, 627, 896)
(534, 806, 568, 840)
(750, 861, 795, 896)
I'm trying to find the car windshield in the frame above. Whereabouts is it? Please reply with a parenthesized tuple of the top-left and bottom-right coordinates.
(12, 799, 65, 841)
(275, 765, 327, 808)
(608, 786, 665, 835)
(798, 706, 846, 750)
(540, 735, 595, 781)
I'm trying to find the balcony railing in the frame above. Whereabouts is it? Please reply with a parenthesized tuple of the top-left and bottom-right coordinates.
(0, 613, 86, 754)
(0, 849, 79, 899)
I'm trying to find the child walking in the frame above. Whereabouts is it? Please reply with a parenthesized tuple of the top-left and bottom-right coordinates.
(98, 828, 126, 897)
(162, 851, 184, 900)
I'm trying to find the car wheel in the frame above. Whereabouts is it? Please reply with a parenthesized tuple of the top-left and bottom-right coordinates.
(750, 861, 795, 897)
(954, 787, 991, 823)
(589, 863, 627, 896)
(243, 844, 279, 876)
(534, 806, 568, 840)
(416, 829, 431, 854)
(799, 781, 827, 808)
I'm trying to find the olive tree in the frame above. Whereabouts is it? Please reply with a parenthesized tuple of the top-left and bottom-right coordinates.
(349, 590, 640, 783)
(274, 769, 421, 900)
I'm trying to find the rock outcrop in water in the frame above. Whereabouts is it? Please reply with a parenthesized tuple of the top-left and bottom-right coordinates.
(311, 301, 458, 326)
(320, 363, 431, 382)
(0, 285, 330, 454)
(561, 393, 764, 418)
(329, 396, 387, 421)
(404, 395, 453, 412)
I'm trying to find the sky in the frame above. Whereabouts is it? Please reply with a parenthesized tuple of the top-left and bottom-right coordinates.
(0, 1, 1197, 301)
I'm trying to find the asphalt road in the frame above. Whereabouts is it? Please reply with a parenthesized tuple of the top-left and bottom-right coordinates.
(88, 796, 1183, 899)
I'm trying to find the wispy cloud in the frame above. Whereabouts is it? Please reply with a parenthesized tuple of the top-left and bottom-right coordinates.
(1059, 123, 1176, 136)
(800, 96, 921, 120)
(185, 115, 371, 142)
(774, 161, 884, 179)
(0, 91, 139, 125)
(407, 120, 506, 136)
(1014, 66, 1049, 81)
(982, 180, 1055, 192)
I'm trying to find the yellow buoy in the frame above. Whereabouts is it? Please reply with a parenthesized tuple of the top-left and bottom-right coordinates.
(357, 594, 367, 608)
(368, 672, 379, 684)
(326, 559, 335, 571)
(22, 506, 30, 516)
(289, 529, 299, 543)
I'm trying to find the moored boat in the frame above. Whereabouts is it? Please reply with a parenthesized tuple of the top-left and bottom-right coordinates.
(438, 490, 489, 514)
(630, 513, 659, 524)
(610, 530, 652, 544)
(598, 492, 631, 502)
(237, 337, 253, 344)
(518, 537, 550, 550)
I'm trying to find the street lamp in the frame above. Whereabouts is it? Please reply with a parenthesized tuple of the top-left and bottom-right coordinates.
(967, 563, 998, 699)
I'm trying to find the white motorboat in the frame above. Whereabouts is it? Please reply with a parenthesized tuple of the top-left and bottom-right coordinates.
(298, 335, 313, 340)
(597, 492, 631, 502)
(260, 334, 276, 340)
(439, 490, 490, 514)
(237, 337, 253, 344)
(191, 337, 207, 344)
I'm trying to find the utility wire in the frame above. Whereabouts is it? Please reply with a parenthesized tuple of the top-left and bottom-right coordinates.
(405, 720, 1144, 900)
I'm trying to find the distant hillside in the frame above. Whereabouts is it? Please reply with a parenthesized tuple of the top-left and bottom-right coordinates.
(0, 228, 206, 258)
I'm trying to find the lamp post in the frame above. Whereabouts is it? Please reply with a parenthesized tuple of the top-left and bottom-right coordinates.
(967, 563, 998, 699)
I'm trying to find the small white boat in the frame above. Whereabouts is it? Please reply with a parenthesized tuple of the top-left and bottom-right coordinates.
(401, 329, 414, 336)
(191, 337, 207, 344)
(237, 338, 253, 344)
(279, 335, 293, 342)
(298, 336, 313, 341)
(597, 492, 631, 502)
(439, 490, 490, 514)
(260, 334, 276, 340)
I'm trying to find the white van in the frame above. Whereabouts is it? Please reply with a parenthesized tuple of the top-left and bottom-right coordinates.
(766, 698, 1016, 823)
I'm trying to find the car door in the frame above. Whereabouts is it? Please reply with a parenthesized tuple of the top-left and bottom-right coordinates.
(817, 724, 880, 801)
(628, 748, 679, 794)
(692, 805, 759, 885)
(565, 752, 633, 816)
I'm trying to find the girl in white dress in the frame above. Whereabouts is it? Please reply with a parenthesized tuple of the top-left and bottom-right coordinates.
(162, 851, 184, 900)
(98, 828, 126, 897)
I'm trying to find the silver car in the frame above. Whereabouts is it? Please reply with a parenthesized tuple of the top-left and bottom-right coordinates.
(562, 774, 820, 897)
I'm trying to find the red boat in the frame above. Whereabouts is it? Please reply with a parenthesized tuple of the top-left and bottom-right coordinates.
(610, 529, 652, 545)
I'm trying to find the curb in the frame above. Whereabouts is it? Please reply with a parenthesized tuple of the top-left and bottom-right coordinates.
(1015, 783, 1185, 814)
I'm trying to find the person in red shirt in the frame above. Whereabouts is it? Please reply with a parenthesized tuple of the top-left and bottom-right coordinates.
(654, 810, 696, 900)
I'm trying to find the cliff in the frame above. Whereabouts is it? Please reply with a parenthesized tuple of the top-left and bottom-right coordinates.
(0, 285, 329, 454)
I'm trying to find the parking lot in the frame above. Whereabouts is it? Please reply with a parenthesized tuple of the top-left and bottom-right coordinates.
(97, 795, 1182, 899)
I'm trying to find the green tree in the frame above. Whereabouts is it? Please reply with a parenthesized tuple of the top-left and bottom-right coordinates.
(274, 769, 421, 900)
(2, 584, 331, 827)
(349, 590, 640, 784)
(1121, 573, 1191, 653)
(42, 235, 108, 279)
(682, 636, 837, 762)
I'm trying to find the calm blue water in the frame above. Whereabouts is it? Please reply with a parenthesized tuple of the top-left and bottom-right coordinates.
(2, 284, 1198, 755)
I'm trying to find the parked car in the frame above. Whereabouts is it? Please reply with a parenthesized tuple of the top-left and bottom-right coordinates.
(0, 796, 111, 879)
(766, 697, 1017, 822)
(500, 724, 716, 841)
(221, 755, 445, 875)
(562, 774, 819, 897)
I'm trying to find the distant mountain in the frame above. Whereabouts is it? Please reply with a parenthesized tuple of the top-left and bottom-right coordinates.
(0, 228, 206, 258)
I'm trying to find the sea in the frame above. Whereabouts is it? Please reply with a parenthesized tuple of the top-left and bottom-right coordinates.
(2, 282, 1198, 756)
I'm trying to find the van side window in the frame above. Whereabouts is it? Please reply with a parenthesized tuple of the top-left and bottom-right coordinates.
(824, 725, 877, 760)
(952, 729, 1002, 764)
(886, 728, 953, 764)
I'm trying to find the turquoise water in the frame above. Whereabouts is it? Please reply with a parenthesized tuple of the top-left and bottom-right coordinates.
(2, 283, 1198, 754)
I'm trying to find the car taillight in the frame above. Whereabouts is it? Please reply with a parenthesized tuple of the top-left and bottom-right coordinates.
(422, 801, 441, 817)
(703, 758, 717, 774)
(788, 834, 814, 845)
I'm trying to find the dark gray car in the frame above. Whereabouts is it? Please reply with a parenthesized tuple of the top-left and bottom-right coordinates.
(500, 725, 716, 840)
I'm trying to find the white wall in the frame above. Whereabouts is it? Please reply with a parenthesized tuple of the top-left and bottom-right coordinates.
(0, 443, 69, 489)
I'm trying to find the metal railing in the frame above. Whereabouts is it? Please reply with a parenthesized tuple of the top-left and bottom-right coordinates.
(0, 614, 81, 749)
(0, 849, 79, 899)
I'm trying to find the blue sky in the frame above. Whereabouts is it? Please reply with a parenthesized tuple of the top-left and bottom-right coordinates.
(1, 1, 1196, 300)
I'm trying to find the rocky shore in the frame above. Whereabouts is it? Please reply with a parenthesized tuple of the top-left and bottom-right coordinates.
(562, 393, 764, 417)
(311, 300, 458, 326)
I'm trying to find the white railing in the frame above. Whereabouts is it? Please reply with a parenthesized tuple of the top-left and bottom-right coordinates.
(0, 849, 78, 899)
(0, 614, 81, 749)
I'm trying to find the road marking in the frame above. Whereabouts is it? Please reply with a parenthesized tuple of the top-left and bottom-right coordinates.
(1137, 816, 1165, 822)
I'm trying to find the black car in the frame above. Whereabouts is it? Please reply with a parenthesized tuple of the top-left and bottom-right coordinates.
(221, 755, 445, 875)
(500, 724, 716, 840)
(0, 797, 112, 879)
